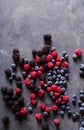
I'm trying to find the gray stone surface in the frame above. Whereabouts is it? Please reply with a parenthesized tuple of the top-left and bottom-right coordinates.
(0, 0, 84, 130)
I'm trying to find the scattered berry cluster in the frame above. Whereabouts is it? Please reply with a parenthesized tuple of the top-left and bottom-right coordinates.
(1, 34, 84, 130)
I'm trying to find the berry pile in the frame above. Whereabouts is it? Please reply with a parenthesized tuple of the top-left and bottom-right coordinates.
(0, 34, 84, 130)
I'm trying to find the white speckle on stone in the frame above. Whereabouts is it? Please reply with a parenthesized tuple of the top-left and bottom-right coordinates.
(0, 49, 9, 56)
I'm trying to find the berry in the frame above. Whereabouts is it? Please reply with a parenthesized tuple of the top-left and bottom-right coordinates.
(20, 107, 28, 115)
(35, 113, 42, 120)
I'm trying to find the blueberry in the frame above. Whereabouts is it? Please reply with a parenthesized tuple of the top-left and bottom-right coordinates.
(56, 69, 60, 74)
(51, 96, 56, 101)
(79, 70, 84, 77)
(80, 94, 84, 102)
(22, 71, 27, 79)
(78, 100, 82, 107)
(44, 84, 48, 89)
(47, 81, 52, 86)
(80, 64, 84, 71)
(52, 75, 56, 81)
(81, 103, 84, 107)
(61, 105, 66, 111)
(72, 113, 77, 122)
(79, 127, 84, 130)
(55, 81, 59, 85)
(11, 72, 16, 79)
(47, 76, 52, 81)
(11, 64, 16, 71)
(59, 80, 63, 85)
(8, 77, 13, 82)
(52, 59, 55, 64)
(62, 87, 66, 94)
(49, 91, 54, 97)
(80, 90, 84, 95)
(35, 65, 39, 71)
(64, 54, 69, 61)
(67, 110, 72, 117)
(60, 70, 65, 75)
(63, 80, 67, 88)
(79, 107, 84, 115)
(28, 106, 33, 113)
(24, 58, 28, 63)
(60, 111, 64, 117)
(53, 71, 57, 75)
(43, 111, 49, 118)
(63, 67, 69, 73)
(47, 73, 51, 77)
(61, 57, 65, 62)
(15, 76, 21, 81)
(54, 66, 59, 71)
(73, 94, 77, 99)
(66, 106, 71, 111)
(65, 73, 69, 80)
(72, 98, 76, 105)
(62, 51, 67, 57)
(76, 112, 80, 120)
(81, 121, 84, 128)
(51, 46, 56, 52)
(72, 53, 78, 61)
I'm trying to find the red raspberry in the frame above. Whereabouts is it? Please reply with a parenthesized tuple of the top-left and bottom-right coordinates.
(39, 66, 44, 71)
(55, 98, 62, 104)
(35, 113, 42, 120)
(20, 107, 28, 115)
(56, 56, 62, 62)
(75, 48, 82, 56)
(48, 62, 54, 68)
(40, 80, 45, 86)
(62, 61, 69, 68)
(30, 93, 36, 99)
(35, 56, 40, 63)
(30, 71, 37, 78)
(63, 95, 69, 102)
(54, 92, 60, 97)
(15, 87, 22, 94)
(52, 105, 58, 112)
(47, 54, 53, 61)
(31, 99, 37, 105)
(51, 84, 57, 91)
(56, 86, 62, 93)
(37, 70, 42, 76)
(24, 78, 31, 86)
(39, 102, 46, 110)
(51, 51, 58, 58)
(39, 89, 45, 97)
(45, 107, 51, 113)
(53, 119, 60, 126)
(56, 61, 61, 67)
(24, 64, 30, 71)
(47, 87, 52, 92)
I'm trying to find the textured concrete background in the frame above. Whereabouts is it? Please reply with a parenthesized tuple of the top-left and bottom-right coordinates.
(0, 0, 84, 130)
